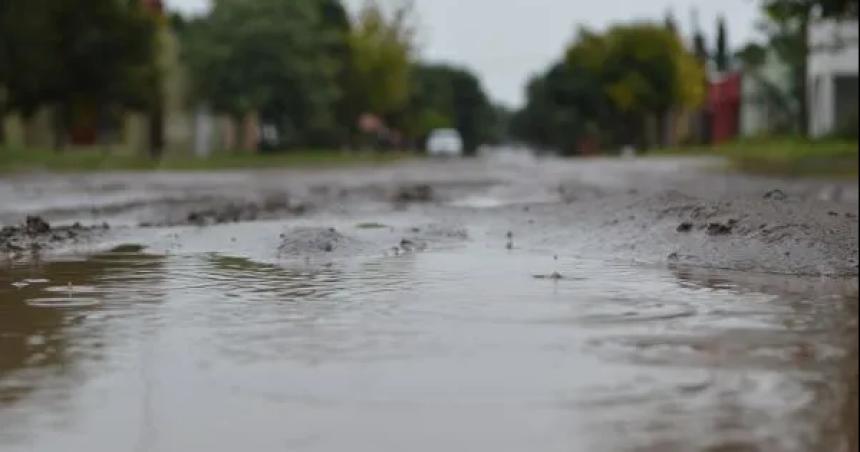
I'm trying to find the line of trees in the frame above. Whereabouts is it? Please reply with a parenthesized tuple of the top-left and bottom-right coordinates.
(4, 0, 855, 157)
(0, 0, 161, 152)
(1, 0, 502, 156)
(511, 23, 706, 154)
(178, 0, 500, 154)
(511, 0, 859, 154)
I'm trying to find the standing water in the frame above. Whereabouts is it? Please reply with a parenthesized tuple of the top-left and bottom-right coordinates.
(0, 243, 856, 452)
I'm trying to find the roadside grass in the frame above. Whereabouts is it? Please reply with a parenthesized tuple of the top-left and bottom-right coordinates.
(651, 137, 859, 178)
(0, 146, 411, 173)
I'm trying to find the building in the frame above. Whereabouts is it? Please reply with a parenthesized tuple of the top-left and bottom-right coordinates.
(808, 18, 859, 138)
(708, 72, 742, 144)
(740, 49, 797, 137)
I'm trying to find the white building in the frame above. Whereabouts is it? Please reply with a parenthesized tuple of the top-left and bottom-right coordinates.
(741, 49, 797, 136)
(808, 18, 859, 138)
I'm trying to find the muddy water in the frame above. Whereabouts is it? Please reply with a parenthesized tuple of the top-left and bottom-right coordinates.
(0, 244, 856, 452)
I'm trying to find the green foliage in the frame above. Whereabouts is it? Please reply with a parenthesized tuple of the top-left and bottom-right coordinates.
(736, 43, 768, 69)
(0, 0, 159, 119)
(511, 62, 606, 154)
(345, 1, 414, 121)
(764, 0, 858, 20)
(654, 136, 859, 178)
(3, 0, 504, 153)
(406, 64, 495, 153)
(0, 0, 53, 117)
(715, 17, 729, 72)
(514, 23, 706, 154)
(664, 11, 679, 34)
(181, 0, 347, 147)
(693, 32, 709, 63)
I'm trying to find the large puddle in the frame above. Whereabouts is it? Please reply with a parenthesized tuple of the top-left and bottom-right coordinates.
(0, 245, 856, 452)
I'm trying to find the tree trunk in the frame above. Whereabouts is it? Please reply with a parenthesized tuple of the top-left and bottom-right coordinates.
(0, 109, 5, 146)
(798, 13, 810, 137)
(656, 109, 670, 148)
(52, 104, 67, 152)
(148, 103, 165, 160)
(229, 114, 242, 152)
(241, 111, 259, 152)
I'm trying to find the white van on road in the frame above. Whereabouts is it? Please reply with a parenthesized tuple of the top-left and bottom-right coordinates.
(426, 129, 464, 157)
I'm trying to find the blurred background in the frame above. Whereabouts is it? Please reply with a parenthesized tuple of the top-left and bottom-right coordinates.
(0, 0, 857, 173)
(1, 4, 858, 451)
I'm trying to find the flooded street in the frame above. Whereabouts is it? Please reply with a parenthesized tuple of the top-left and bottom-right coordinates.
(1, 153, 858, 451)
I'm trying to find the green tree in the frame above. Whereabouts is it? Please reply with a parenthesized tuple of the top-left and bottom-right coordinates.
(52, 0, 159, 151)
(407, 64, 495, 154)
(182, 0, 347, 149)
(693, 32, 709, 64)
(0, 0, 159, 151)
(690, 8, 709, 64)
(715, 16, 729, 71)
(320, 0, 353, 145)
(511, 61, 607, 154)
(345, 0, 414, 135)
(664, 11, 679, 34)
(576, 24, 705, 148)
(514, 23, 705, 153)
(0, 0, 53, 137)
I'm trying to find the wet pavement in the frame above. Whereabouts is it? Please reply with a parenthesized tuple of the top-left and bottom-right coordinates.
(0, 152, 858, 451)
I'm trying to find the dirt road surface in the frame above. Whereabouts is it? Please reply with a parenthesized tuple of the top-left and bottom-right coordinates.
(0, 151, 857, 452)
(2, 152, 857, 275)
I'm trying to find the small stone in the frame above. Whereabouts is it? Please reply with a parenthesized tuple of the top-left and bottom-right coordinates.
(707, 223, 733, 236)
(677, 222, 694, 233)
(25, 216, 51, 235)
(764, 189, 787, 200)
(393, 184, 434, 203)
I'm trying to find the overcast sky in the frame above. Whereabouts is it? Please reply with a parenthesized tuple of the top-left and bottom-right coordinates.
(165, 0, 763, 107)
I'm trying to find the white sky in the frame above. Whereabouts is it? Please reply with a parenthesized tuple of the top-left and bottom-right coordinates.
(165, 0, 764, 107)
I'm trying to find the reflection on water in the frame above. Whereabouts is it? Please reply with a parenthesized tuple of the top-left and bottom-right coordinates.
(0, 247, 856, 452)
(0, 250, 167, 446)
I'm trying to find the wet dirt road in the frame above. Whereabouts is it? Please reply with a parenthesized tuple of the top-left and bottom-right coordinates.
(0, 151, 858, 451)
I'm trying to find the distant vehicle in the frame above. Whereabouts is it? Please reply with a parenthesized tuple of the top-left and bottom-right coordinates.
(426, 129, 464, 157)
(620, 145, 637, 159)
